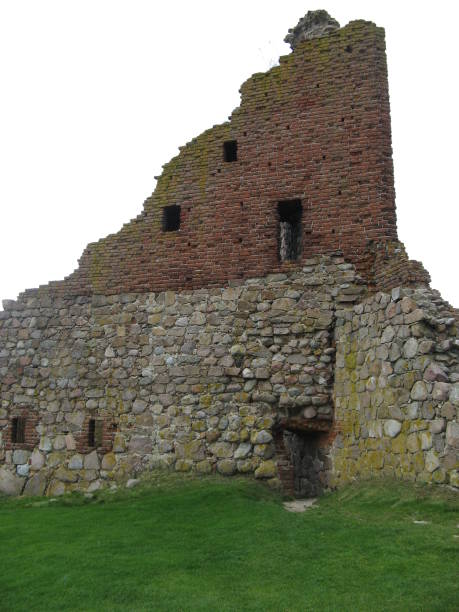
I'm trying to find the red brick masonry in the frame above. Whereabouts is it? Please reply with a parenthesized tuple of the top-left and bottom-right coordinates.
(20, 20, 428, 301)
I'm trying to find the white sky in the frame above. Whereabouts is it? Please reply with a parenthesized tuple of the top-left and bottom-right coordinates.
(1, 0, 458, 308)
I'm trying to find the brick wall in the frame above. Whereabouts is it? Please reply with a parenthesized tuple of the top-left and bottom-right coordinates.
(21, 20, 399, 300)
(75, 416, 114, 455)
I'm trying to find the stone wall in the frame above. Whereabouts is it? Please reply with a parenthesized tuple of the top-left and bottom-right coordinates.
(332, 287, 459, 488)
(1, 257, 457, 497)
(0, 256, 363, 496)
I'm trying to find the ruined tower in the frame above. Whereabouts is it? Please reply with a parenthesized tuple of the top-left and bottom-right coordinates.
(1, 11, 457, 497)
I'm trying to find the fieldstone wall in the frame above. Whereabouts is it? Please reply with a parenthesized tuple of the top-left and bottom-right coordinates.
(331, 287, 459, 488)
(1, 256, 457, 497)
(0, 256, 363, 496)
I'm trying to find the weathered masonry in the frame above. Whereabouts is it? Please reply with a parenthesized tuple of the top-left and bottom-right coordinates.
(1, 10, 458, 497)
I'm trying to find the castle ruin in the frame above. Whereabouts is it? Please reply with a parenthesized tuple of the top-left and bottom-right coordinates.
(1, 11, 458, 497)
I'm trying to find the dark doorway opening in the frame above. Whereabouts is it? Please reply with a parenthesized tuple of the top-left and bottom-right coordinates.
(283, 430, 328, 497)
(275, 417, 331, 497)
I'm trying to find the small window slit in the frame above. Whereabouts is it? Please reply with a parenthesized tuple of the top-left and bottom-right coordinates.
(223, 140, 238, 162)
(12, 417, 26, 444)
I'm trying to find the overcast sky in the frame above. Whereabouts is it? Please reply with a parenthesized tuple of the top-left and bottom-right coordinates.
(1, 0, 457, 308)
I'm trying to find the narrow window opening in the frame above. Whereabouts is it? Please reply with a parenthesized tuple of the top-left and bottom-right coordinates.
(88, 419, 104, 447)
(345, 45, 352, 53)
(278, 200, 302, 262)
(88, 418, 96, 447)
(12, 417, 26, 444)
(162, 205, 181, 232)
(223, 140, 237, 162)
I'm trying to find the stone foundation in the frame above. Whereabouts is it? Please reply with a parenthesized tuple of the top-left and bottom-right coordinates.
(2, 255, 456, 496)
(1, 256, 363, 495)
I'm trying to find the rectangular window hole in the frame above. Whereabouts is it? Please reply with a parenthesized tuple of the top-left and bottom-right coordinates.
(278, 200, 302, 262)
(162, 205, 181, 232)
(88, 418, 96, 447)
(223, 140, 237, 162)
(12, 416, 26, 444)
(88, 419, 104, 447)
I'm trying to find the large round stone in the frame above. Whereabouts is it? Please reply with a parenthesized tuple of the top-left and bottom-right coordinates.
(449, 384, 459, 407)
(101, 452, 116, 471)
(23, 473, 47, 497)
(446, 422, 459, 448)
(0, 469, 23, 495)
(84, 450, 100, 470)
(196, 460, 212, 474)
(411, 381, 428, 401)
(424, 362, 448, 383)
(234, 443, 251, 459)
(381, 326, 395, 343)
(209, 442, 233, 458)
(17, 464, 30, 477)
(432, 382, 450, 401)
(13, 449, 30, 465)
(55, 466, 78, 483)
(403, 338, 418, 359)
(255, 460, 277, 479)
(251, 430, 273, 444)
(384, 420, 401, 438)
(425, 450, 440, 473)
(68, 454, 83, 470)
(217, 460, 236, 475)
(53, 435, 66, 450)
(30, 450, 45, 470)
(132, 399, 147, 414)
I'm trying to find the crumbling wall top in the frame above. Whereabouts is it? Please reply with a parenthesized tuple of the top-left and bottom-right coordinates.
(284, 10, 340, 49)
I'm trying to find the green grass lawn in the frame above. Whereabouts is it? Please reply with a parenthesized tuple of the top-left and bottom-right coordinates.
(0, 474, 458, 612)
